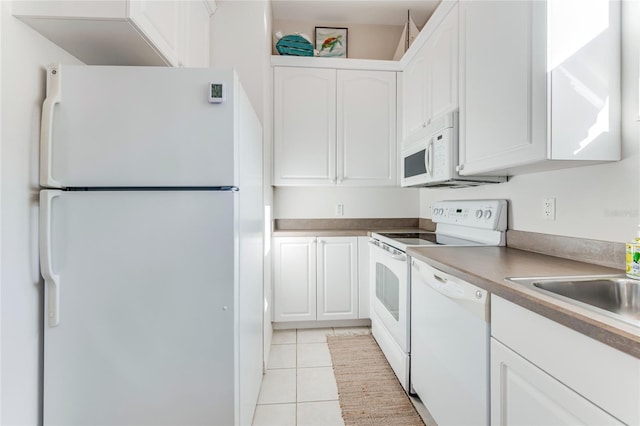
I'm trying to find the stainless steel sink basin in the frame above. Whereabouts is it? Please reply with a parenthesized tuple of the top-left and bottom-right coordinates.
(506, 275, 640, 327)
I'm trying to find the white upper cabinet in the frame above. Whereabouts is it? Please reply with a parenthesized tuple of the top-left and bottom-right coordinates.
(401, 42, 430, 142)
(337, 70, 397, 186)
(274, 67, 336, 186)
(182, 0, 212, 67)
(429, 3, 458, 121)
(128, 1, 183, 66)
(12, 0, 212, 67)
(401, 2, 458, 144)
(274, 66, 397, 187)
(458, 0, 620, 176)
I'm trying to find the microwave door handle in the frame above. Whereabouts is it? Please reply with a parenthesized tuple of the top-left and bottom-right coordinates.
(426, 137, 434, 176)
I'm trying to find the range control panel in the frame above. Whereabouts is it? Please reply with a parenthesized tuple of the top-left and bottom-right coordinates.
(431, 200, 507, 231)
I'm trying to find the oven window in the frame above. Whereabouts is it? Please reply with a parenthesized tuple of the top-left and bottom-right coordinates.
(404, 149, 427, 178)
(375, 263, 399, 321)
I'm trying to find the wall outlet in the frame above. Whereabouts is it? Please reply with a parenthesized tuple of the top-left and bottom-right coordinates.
(335, 203, 344, 217)
(543, 197, 556, 220)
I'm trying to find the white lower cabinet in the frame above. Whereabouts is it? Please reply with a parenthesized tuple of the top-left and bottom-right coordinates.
(491, 296, 639, 426)
(491, 339, 622, 425)
(273, 236, 359, 322)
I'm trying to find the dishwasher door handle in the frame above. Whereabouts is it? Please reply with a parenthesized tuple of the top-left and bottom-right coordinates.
(412, 262, 488, 321)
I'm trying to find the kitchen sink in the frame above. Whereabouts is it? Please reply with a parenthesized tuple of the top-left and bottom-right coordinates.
(505, 275, 640, 328)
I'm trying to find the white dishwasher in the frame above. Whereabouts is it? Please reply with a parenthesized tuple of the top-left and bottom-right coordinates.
(411, 258, 490, 426)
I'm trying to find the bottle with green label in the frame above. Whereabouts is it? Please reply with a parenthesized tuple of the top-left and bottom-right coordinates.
(626, 225, 640, 279)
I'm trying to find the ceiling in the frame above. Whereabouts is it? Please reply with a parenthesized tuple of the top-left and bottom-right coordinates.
(271, 0, 441, 28)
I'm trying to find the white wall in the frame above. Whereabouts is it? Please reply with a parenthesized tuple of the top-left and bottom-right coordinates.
(1, 2, 83, 423)
(274, 187, 420, 218)
(419, 0, 640, 244)
(210, 0, 274, 369)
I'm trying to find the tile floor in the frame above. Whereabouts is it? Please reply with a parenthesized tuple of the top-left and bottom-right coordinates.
(251, 326, 372, 426)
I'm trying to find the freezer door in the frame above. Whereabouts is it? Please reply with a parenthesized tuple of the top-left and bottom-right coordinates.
(41, 64, 238, 187)
(40, 190, 238, 425)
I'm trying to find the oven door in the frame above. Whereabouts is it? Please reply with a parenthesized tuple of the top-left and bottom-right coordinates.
(369, 241, 409, 352)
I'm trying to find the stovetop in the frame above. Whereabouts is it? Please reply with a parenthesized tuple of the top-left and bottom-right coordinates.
(376, 232, 439, 246)
(373, 231, 485, 251)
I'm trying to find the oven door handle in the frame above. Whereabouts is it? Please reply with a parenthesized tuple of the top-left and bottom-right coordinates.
(389, 253, 407, 261)
(369, 240, 406, 261)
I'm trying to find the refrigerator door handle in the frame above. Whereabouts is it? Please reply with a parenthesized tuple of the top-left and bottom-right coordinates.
(40, 190, 62, 326)
(40, 64, 63, 189)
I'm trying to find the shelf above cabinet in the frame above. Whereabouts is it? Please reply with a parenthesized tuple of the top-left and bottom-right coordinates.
(271, 55, 401, 72)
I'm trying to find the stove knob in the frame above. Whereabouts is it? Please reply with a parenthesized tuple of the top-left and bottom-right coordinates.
(484, 209, 492, 219)
(475, 209, 483, 219)
(438, 208, 444, 216)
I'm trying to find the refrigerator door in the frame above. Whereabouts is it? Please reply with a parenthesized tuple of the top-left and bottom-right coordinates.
(40, 189, 237, 425)
(41, 64, 238, 188)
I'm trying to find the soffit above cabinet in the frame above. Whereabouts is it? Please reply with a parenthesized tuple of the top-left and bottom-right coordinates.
(12, 1, 183, 66)
(14, 17, 169, 66)
(272, 0, 440, 28)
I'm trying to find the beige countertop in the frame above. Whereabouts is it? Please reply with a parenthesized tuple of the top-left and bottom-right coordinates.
(272, 228, 431, 237)
(407, 246, 639, 359)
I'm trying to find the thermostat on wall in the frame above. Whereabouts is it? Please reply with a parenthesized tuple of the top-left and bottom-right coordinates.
(209, 82, 225, 103)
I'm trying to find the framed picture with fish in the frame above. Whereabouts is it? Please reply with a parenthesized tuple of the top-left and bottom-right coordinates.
(315, 27, 348, 58)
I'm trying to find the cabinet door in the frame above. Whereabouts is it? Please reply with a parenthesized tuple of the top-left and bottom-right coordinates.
(316, 237, 358, 320)
(273, 237, 317, 322)
(274, 67, 336, 186)
(182, 0, 210, 67)
(491, 339, 624, 426)
(129, 1, 183, 67)
(337, 70, 397, 186)
(458, 0, 547, 175)
(429, 3, 458, 120)
(401, 42, 430, 142)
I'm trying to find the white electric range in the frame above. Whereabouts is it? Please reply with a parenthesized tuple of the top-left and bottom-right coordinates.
(368, 199, 507, 392)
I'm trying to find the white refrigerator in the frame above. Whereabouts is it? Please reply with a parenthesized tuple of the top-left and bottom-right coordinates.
(39, 64, 264, 425)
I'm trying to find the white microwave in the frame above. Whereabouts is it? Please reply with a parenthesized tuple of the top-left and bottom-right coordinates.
(401, 112, 506, 188)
